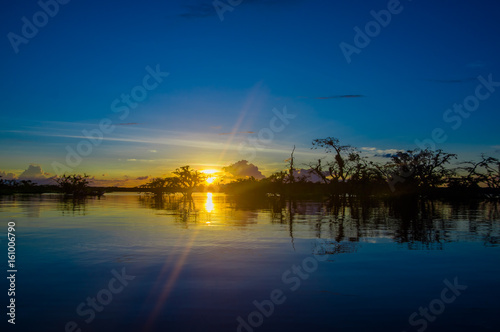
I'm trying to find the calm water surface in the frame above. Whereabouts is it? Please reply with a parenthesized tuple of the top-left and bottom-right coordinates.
(1, 193, 499, 332)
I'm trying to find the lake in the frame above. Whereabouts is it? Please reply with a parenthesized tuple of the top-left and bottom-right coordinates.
(1, 193, 499, 332)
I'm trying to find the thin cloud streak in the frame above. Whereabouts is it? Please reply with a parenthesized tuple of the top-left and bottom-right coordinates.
(2, 129, 318, 158)
(425, 78, 476, 83)
(179, 3, 214, 18)
(179, 0, 304, 18)
(218, 131, 254, 135)
(298, 95, 364, 99)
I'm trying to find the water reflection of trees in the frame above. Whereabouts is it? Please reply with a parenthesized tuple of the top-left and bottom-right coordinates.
(138, 194, 199, 225)
(313, 239, 358, 257)
(258, 196, 499, 249)
(137, 193, 499, 249)
(1, 194, 104, 217)
(58, 196, 89, 216)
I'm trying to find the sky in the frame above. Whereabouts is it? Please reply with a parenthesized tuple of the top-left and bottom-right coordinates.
(1, 0, 500, 186)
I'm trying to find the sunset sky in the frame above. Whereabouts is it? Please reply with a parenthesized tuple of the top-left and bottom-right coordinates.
(1, 0, 500, 186)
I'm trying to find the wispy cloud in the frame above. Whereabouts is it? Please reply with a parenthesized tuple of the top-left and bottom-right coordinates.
(361, 147, 401, 158)
(1, 129, 251, 154)
(299, 95, 364, 99)
(179, 3, 214, 18)
(467, 61, 486, 68)
(425, 78, 476, 83)
(218, 131, 255, 135)
(89, 177, 131, 187)
(117, 122, 140, 126)
(1, 127, 318, 163)
(126, 159, 155, 162)
(179, 0, 303, 18)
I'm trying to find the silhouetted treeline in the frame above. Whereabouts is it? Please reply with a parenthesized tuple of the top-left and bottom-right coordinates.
(138, 165, 205, 196)
(0, 174, 104, 197)
(224, 137, 499, 199)
(2, 137, 498, 199)
(0, 177, 54, 194)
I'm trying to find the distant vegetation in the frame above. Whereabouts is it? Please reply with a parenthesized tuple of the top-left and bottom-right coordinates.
(2, 137, 499, 199)
(220, 137, 499, 199)
(224, 137, 498, 199)
(0, 178, 47, 195)
(139, 166, 205, 196)
(0, 173, 103, 197)
(55, 174, 104, 197)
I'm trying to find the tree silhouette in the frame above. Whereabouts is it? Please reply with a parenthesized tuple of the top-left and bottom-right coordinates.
(384, 149, 457, 193)
(474, 155, 500, 189)
(139, 177, 179, 195)
(456, 155, 500, 190)
(56, 174, 91, 196)
(173, 166, 205, 196)
(310, 137, 353, 183)
(287, 145, 296, 184)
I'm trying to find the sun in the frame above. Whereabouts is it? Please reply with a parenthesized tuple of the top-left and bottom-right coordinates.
(201, 169, 219, 184)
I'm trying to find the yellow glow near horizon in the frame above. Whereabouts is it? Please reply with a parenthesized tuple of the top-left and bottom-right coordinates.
(201, 169, 219, 185)
(200, 169, 219, 175)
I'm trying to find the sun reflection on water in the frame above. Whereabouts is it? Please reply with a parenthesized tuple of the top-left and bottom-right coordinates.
(205, 192, 214, 213)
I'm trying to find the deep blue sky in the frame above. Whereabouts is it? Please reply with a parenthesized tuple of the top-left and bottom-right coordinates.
(1, 0, 499, 184)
